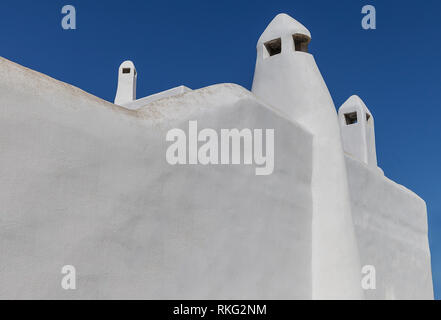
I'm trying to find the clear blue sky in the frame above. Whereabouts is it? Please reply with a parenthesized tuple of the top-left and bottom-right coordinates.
(1, 0, 440, 298)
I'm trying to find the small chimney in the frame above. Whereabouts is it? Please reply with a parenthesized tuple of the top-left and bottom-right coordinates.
(114, 60, 137, 106)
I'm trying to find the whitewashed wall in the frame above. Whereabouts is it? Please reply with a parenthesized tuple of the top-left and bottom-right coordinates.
(0, 57, 313, 299)
(346, 156, 433, 299)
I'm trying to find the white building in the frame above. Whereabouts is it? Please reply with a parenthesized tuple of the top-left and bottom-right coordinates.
(0, 13, 433, 299)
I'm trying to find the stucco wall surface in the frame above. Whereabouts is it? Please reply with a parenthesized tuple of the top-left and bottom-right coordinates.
(346, 155, 433, 299)
(0, 57, 313, 299)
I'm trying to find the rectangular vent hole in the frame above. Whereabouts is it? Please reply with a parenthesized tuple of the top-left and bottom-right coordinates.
(293, 34, 310, 52)
(345, 112, 358, 125)
(264, 38, 282, 57)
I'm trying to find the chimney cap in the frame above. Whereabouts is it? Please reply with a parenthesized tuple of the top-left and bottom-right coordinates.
(339, 95, 373, 117)
(257, 13, 311, 46)
(119, 60, 136, 74)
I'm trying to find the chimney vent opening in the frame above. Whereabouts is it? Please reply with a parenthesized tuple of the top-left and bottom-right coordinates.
(345, 112, 358, 125)
(264, 38, 282, 57)
(293, 34, 310, 52)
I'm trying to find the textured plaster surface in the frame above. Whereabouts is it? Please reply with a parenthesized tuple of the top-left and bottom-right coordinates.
(0, 57, 313, 299)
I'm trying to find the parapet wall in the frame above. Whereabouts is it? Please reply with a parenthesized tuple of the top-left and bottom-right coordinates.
(0, 57, 313, 299)
(346, 155, 433, 299)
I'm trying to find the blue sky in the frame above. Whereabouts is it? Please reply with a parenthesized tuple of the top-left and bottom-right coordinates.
(1, 0, 440, 298)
